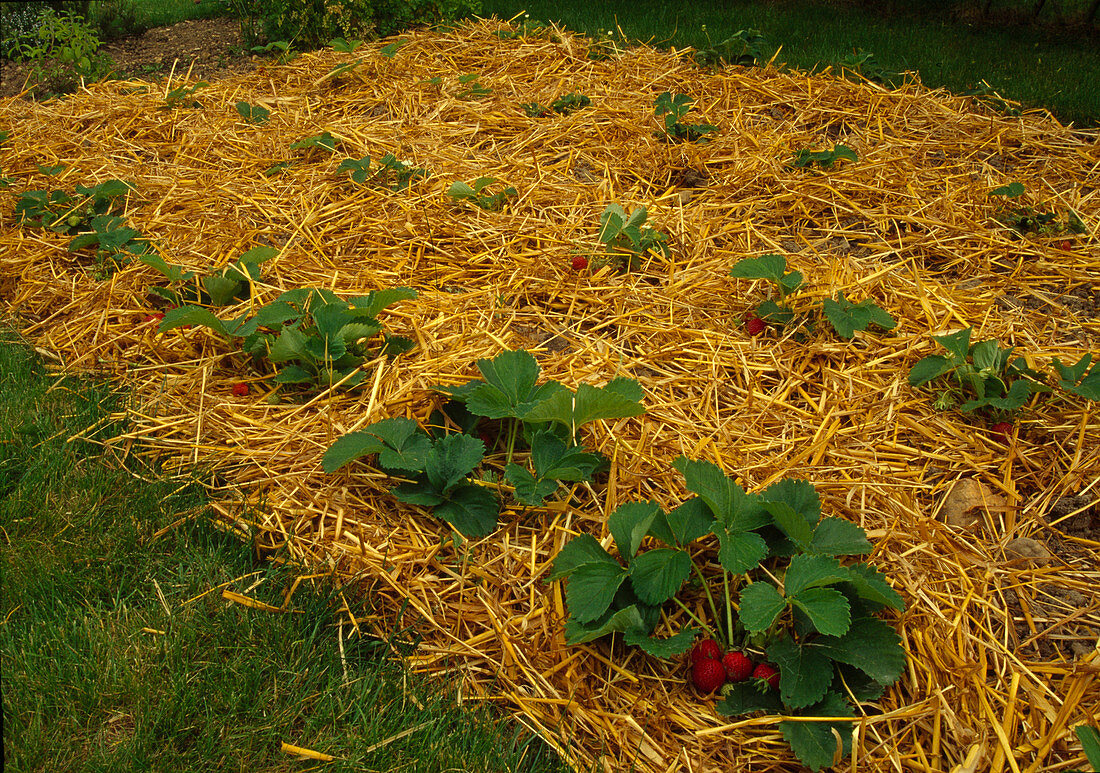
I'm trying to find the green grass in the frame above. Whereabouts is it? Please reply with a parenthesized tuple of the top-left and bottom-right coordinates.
(0, 327, 570, 773)
(479, 0, 1100, 127)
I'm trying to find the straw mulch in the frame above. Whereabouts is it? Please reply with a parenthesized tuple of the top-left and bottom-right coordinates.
(2, 18, 1098, 772)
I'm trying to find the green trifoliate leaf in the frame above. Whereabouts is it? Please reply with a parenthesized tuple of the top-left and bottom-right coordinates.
(809, 516, 872, 556)
(627, 548, 691, 605)
(783, 554, 849, 597)
(608, 501, 662, 560)
(729, 253, 803, 294)
(274, 364, 313, 383)
(716, 529, 770, 575)
(766, 501, 814, 551)
(762, 478, 821, 525)
(268, 326, 310, 363)
(467, 350, 560, 419)
(529, 431, 602, 481)
(815, 616, 906, 686)
(546, 534, 617, 581)
(779, 691, 854, 771)
(1053, 354, 1100, 400)
(908, 354, 953, 386)
(158, 305, 234, 337)
(564, 604, 647, 645)
(821, 294, 896, 339)
(960, 378, 1035, 413)
(739, 581, 787, 632)
(504, 463, 559, 506)
(423, 433, 485, 494)
(522, 381, 645, 432)
(789, 586, 851, 637)
(623, 626, 697, 658)
(648, 497, 714, 547)
(322, 417, 423, 472)
(931, 327, 972, 362)
(565, 561, 629, 624)
(137, 253, 194, 283)
(673, 457, 768, 530)
(766, 636, 833, 709)
(201, 274, 241, 306)
(432, 483, 499, 537)
(991, 181, 1025, 198)
(391, 476, 446, 506)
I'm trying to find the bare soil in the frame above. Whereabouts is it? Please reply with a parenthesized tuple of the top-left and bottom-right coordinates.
(1, 16, 253, 99)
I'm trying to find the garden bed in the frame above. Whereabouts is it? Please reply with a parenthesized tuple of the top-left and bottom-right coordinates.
(1, 18, 1098, 771)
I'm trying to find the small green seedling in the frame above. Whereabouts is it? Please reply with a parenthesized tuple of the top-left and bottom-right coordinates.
(966, 80, 1022, 117)
(235, 101, 269, 124)
(730, 254, 895, 339)
(693, 27, 769, 68)
(338, 153, 429, 191)
(290, 131, 340, 154)
(837, 49, 897, 85)
(162, 82, 207, 109)
(456, 72, 492, 99)
(990, 182, 1086, 236)
(493, 16, 549, 40)
(654, 92, 716, 143)
(379, 39, 407, 58)
(790, 144, 858, 170)
(597, 204, 671, 271)
(330, 37, 362, 53)
(447, 177, 517, 211)
(551, 92, 590, 114)
(908, 328, 1049, 417)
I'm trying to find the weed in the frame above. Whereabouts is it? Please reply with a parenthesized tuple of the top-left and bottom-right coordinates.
(162, 81, 208, 109)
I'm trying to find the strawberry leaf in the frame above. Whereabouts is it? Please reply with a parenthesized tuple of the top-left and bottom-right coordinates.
(762, 478, 821, 524)
(716, 529, 770, 574)
(842, 563, 905, 612)
(931, 328, 972, 362)
(504, 463, 559, 506)
(765, 501, 814, 551)
(821, 294, 895, 339)
(648, 497, 714, 547)
(1074, 725, 1100, 771)
(674, 457, 768, 528)
(627, 548, 691, 605)
(814, 616, 906, 686)
(529, 431, 603, 481)
(608, 501, 662, 560)
(779, 692, 854, 771)
(789, 586, 850, 637)
(783, 554, 849, 597)
(1053, 354, 1100, 400)
(564, 604, 647, 645)
(423, 433, 485, 495)
(467, 350, 565, 419)
(809, 516, 872, 556)
(433, 483, 499, 537)
(739, 581, 787, 632)
(729, 253, 803, 294)
(547, 534, 617, 581)
(717, 681, 784, 716)
(565, 562, 629, 624)
(623, 626, 697, 658)
(766, 636, 833, 709)
(522, 380, 645, 433)
(323, 418, 422, 472)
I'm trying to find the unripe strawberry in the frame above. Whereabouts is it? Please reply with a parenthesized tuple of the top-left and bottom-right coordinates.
(692, 657, 727, 693)
(691, 637, 723, 664)
(753, 662, 780, 689)
(722, 651, 754, 682)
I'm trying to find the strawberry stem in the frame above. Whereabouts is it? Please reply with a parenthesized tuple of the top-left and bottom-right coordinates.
(691, 562, 724, 647)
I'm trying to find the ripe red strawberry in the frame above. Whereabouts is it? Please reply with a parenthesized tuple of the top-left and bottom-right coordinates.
(753, 663, 780, 689)
(692, 657, 727, 693)
(691, 637, 724, 664)
(232, 382, 250, 397)
(990, 421, 1013, 443)
(1056, 240, 1072, 251)
(744, 314, 766, 336)
(722, 651, 754, 682)
(143, 312, 165, 323)
(571, 255, 589, 271)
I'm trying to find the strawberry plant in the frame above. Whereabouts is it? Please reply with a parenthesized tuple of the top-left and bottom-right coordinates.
(493, 15, 549, 40)
(337, 153, 429, 191)
(323, 349, 644, 536)
(67, 214, 152, 272)
(908, 328, 1049, 418)
(522, 93, 590, 117)
(159, 286, 417, 392)
(235, 101, 270, 124)
(162, 82, 208, 110)
(291, 131, 341, 155)
(251, 40, 294, 64)
(330, 37, 363, 53)
(730, 254, 895, 338)
(990, 182, 1087, 236)
(693, 27, 770, 68)
(548, 457, 906, 770)
(446, 177, 517, 211)
(139, 246, 277, 307)
(596, 204, 671, 271)
(790, 144, 858, 170)
(1052, 354, 1100, 400)
(654, 92, 716, 143)
(456, 73, 492, 100)
(15, 178, 132, 233)
(837, 49, 897, 85)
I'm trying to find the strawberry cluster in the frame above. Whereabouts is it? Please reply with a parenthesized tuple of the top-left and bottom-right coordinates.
(690, 637, 779, 694)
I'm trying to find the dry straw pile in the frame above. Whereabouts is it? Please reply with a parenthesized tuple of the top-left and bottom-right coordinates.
(2, 17, 1099, 772)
